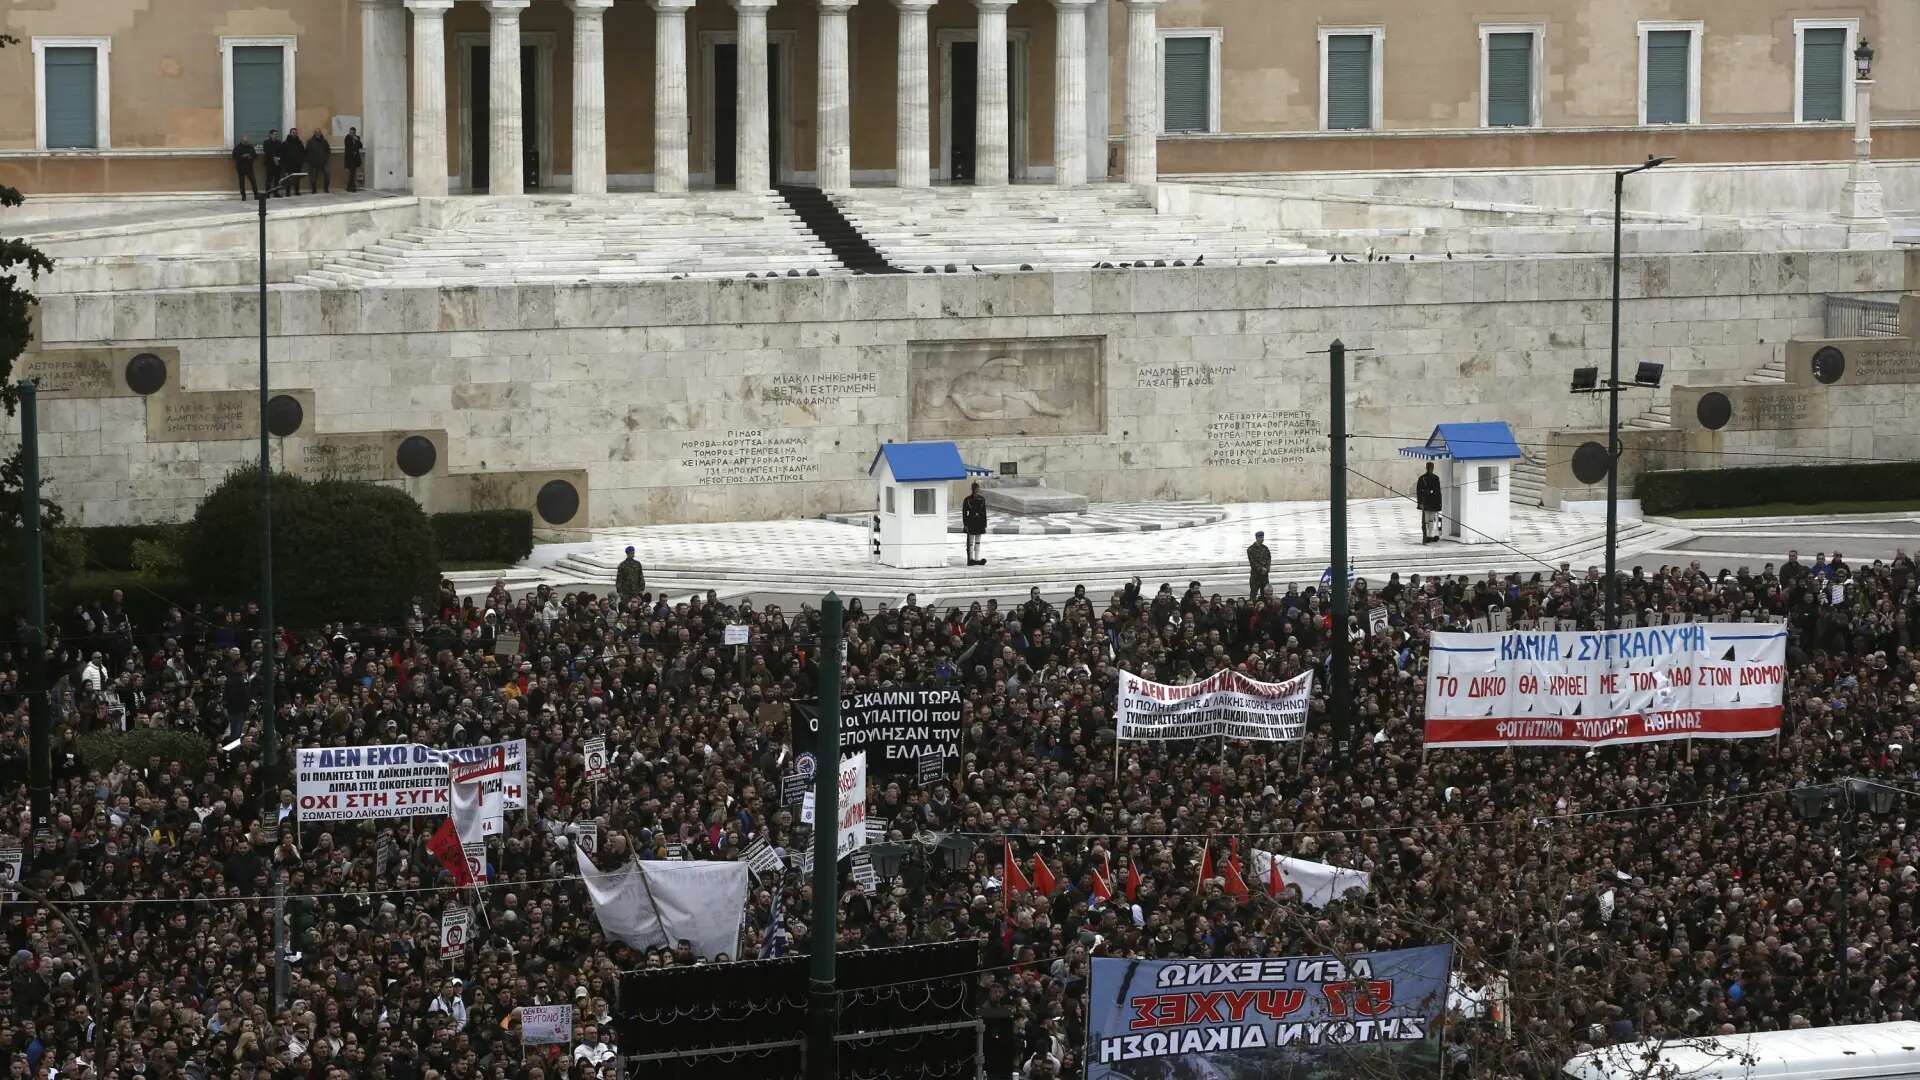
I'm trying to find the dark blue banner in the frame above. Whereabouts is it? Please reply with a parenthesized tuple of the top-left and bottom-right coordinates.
(1087, 945, 1452, 1079)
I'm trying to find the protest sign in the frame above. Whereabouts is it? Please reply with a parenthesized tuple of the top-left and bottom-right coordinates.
(449, 749, 506, 843)
(782, 771, 808, 806)
(520, 1004, 573, 1046)
(568, 822, 599, 855)
(0, 838, 21, 894)
(792, 688, 962, 775)
(836, 752, 869, 861)
(440, 907, 470, 960)
(582, 737, 609, 782)
(463, 841, 488, 884)
(1368, 606, 1388, 636)
(1116, 669, 1313, 742)
(917, 753, 945, 788)
(724, 624, 750, 646)
(849, 849, 878, 891)
(1424, 623, 1785, 748)
(1087, 945, 1451, 1080)
(295, 740, 527, 822)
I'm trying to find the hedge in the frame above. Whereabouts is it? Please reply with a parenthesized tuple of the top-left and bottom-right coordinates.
(432, 509, 534, 565)
(185, 467, 439, 624)
(80, 524, 188, 572)
(1636, 462, 1920, 514)
(77, 728, 211, 771)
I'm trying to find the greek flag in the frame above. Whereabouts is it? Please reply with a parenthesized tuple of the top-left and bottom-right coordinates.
(760, 886, 788, 959)
(1319, 565, 1357, 589)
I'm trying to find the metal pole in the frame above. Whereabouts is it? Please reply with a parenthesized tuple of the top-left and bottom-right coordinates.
(1328, 339, 1351, 756)
(1604, 170, 1623, 633)
(1836, 802, 1851, 1021)
(273, 866, 290, 1011)
(258, 187, 278, 768)
(807, 592, 845, 1080)
(20, 381, 51, 839)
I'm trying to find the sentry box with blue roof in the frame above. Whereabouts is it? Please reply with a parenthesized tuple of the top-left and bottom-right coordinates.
(867, 442, 992, 568)
(1397, 422, 1523, 545)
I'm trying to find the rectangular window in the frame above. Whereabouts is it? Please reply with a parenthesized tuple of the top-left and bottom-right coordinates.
(221, 36, 297, 147)
(1161, 34, 1216, 133)
(884, 488, 896, 514)
(1478, 466, 1500, 493)
(1322, 32, 1378, 130)
(1641, 25, 1697, 125)
(1484, 31, 1535, 127)
(1796, 22, 1854, 123)
(32, 38, 110, 151)
(912, 489, 936, 516)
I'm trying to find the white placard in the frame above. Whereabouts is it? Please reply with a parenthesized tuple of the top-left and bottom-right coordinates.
(440, 906, 471, 959)
(724, 624, 750, 646)
(582, 737, 609, 782)
(295, 740, 527, 822)
(836, 752, 868, 861)
(1115, 669, 1313, 742)
(520, 1004, 574, 1046)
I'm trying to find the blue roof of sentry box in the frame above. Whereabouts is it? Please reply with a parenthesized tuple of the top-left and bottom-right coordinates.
(1398, 422, 1522, 461)
(869, 442, 972, 483)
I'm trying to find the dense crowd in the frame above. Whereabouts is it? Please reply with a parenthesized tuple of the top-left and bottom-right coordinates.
(3, 545, 1919, 1079)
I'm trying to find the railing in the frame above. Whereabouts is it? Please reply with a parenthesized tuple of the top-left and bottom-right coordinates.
(1824, 295, 1903, 339)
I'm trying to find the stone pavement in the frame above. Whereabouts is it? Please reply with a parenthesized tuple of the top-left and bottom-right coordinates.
(821, 500, 1226, 535)
(1642, 511, 1920, 575)
(446, 499, 1696, 607)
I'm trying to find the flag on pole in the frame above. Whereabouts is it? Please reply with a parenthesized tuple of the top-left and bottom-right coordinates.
(1268, 853, 1283, 897)
(1003, 842, 1032, 897)
(1090, 852, 1113, 902)
(1125, 858, 1141, 903)
(1032, 854, 1057, 897)
(1195, 846, 1215, 894)
(427, 819, 475, 887)
(1223, 839, 1250, 900)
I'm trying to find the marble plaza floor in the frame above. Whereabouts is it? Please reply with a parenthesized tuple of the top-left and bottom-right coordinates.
(446, 499, 1700, 608)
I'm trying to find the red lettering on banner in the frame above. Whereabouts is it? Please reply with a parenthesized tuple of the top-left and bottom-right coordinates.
(1186, 992, 1227, 1024)
(1467, 676, 1505, 698)
(1254, 989, 1306, 1021)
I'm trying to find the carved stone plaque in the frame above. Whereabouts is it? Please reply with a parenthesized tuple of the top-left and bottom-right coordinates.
(908, 336, 1104, 440)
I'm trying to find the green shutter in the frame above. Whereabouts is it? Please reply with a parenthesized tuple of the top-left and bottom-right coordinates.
(232, 45, 284, 143)
(1163, 37, 1211, 133)
(1326, 34, 1373, 130)
(44, 47, 98, 149)
(1644, 29, 1691, 124)
(1486, 32, 1533, 127)
(1801, 28, 1845, 122)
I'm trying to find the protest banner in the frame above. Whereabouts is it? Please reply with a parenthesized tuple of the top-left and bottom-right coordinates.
(792, 688, 962, 775)
(449, 748, 506, 843)
(520, 1004, 573, 1046)
(1424, 623, 1786, 748)
(440, 906, 470, 960)
(1116, 669, 1313, 742)
(1087, 945, 1451, 1080)
(582, 737, 609, 782)
(294, 740, 527, 823)
(836, 752, 869, 861)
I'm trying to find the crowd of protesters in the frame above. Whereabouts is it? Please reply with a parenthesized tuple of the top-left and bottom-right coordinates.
(4, 543, 1920, 1078)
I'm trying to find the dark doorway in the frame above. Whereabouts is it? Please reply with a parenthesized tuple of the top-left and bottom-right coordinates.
(948, 41, 1016, 184)
(469, 43, 539, 191)
(713, 42, 783, 189)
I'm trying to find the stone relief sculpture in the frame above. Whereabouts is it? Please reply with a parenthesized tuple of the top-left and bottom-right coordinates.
(938, 355, 1071, 421)
(909, 337, 1103, 439)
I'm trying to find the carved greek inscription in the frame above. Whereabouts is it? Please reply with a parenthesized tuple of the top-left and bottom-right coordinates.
(680, 431, 818, 485)
(763, 372, 879, 406)
(1136, 363, 1237, 389)
(1206, 410, 1324, 467)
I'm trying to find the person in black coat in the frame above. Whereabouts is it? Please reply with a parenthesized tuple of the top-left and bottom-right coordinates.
(343, 126, 364, 191)
(262, 128, 284, 190)
(232, 137, 260, 201)
(279, 127, 305, 194)
(962, 482, 989, 566)
(305, 129, 332, 193)
(1416, 461, 1444, 543)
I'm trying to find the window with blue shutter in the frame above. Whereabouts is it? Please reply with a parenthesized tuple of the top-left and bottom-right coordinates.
(1325, 34, 1374, 130)
(44, 47, 99, 149)
(232, 45, 285, 143)
(1644, 29, 1691, 124)
(1163, 36, 1212, 133)
(1486, 32, 1533, 127)
(1801, 28, 1845, 122)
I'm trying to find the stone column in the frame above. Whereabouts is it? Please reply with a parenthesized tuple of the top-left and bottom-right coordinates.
(404, 0, 454, 196)
(973, 0, 1015, 186)
(360, 0, 408, 191)
(487, 0, 530, 195)
(1084, 0, 1108, 179)
(1841, 73, 1889, 248)
(817, 0, 859, 192)
(893, 0, 936, 187)
(567, 0, 613, 194)
(1050, 0, 1092, 185)
(1122, 0, 1164, 185)
(651, 0, 695, 193)
(732, 0, 779, 192)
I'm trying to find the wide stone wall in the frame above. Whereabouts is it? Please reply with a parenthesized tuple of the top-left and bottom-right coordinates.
(12, 248, 1908, 529)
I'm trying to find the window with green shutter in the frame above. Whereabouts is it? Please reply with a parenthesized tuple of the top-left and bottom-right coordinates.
(1163, 36, 1212, 133)
(232, 45, 285, 143)
(1486, 32, 1533, 127)
(1644, 29, 1691, 124)
(44, 47, 99, 149)
(1325, 34, 1374, 130)
(1801, 27, 1845, 122)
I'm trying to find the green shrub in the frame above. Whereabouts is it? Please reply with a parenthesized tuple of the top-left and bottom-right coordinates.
(185, 467, 439, 624)
(131, 535, 185, 577)
(1637, 462, 1920, 514)
(432, 509, 534, 565)
(80, 524, 188, 572)
(76, 728, 211, 771)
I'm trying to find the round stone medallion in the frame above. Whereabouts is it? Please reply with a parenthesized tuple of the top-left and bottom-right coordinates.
(1570, 440, 1612, 485)
(1811, 345, 1846, 385)
(124, 352, 169, 396)
(265, 394, 305, 437)
(1694, 391, 1733, 431)
(536, 479, 581, 525)
(395, 435, 438, 478)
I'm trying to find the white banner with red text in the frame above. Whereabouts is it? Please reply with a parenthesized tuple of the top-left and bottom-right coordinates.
(1423, 623, 1785, 748)
(294, 739, 528, 822)
(1116, 669, 1313, 742)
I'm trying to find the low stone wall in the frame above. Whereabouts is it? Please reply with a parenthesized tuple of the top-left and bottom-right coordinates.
(10, 247, 1908, 528)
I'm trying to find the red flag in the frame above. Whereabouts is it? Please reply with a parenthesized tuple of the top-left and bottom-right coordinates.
(427, 818, 474, 887)
(1125, 858, 1141, 903)
(1090, 852, 1113, 902)
(1196, 846, 1215, 893)
(1003, 842, 1032, 897)
(1223, 850, 1250, 900)
(1032, 854, 1057, 897)
(1268, 852, 1284, 897)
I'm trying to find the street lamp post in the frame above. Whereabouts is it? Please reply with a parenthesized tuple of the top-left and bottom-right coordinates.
(1790, 779, 1899, 1023)
(1841, 37, 1888, 248)
(256, 176, 299, 770)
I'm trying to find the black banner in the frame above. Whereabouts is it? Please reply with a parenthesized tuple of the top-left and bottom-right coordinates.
(792, 688, 963, 775)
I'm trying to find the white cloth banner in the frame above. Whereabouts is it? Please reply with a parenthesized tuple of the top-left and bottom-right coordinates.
(294, 739, 527, 822)
(574, 846, 748, 960)
(1116, 669, 1313, 741)
(837, 751, 869, 862)
(449, 749, 507, 843)
(1251, 850, 1371, 908)
(520, 1004, 573, 1046)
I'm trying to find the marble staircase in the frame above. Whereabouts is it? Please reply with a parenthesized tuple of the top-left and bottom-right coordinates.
(831, 185, 1319, 271)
